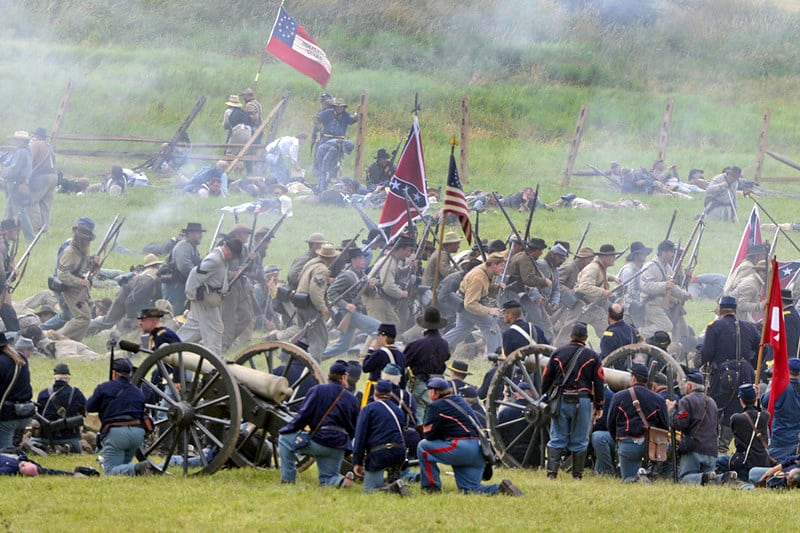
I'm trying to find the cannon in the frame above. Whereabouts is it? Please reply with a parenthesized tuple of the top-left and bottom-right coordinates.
(128, 341, 324, 475)
(486, 342, 685, 469)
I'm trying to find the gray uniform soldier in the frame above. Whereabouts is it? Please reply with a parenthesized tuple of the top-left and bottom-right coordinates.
(56, 225, 97, 341)
(534, 243, 569, 340)
(704, 166, 740, 222)
(730, 260, 766, 323)
(554, 245, 618, 345)
(221, 224, 256, 352)
(364, 235, 416, 326)
(421, 231, 461, 289)
(0, 131, 34, 240)
(296, 243, 338, 359)
(507, 238, 551, 338)
(638, 240, 691, 340)
(161, 222, 204, 315)
(287, 232, 326, 290)
(616, 241, 652, 324)
(178, 239, 241, 355)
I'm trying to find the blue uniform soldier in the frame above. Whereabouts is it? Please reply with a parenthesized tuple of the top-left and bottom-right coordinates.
(417, 377, 523, 496)
(86, 358, 152, 476)
(542, 321, 606, 480)
(351, 379, 410, 495)
(278, 360, 359, 487)
(700, 296, 759, 454)
(30, 363, 86, 452)
(606, 364, 670, 482)
(0, 332, 33, 449)
(600, 303, 639, 364)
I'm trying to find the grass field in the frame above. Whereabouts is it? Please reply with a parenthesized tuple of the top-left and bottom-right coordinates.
(4, 1, 800, 530)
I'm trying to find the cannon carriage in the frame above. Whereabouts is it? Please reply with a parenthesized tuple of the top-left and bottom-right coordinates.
(485, 342, 685, 468)
(128, 341, 324, 475)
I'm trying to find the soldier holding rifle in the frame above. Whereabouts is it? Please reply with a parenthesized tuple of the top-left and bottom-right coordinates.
(55, 224, 98, 341)
(638, 240, 692, 340)
(294, 243, 339, 359)
(0, 220, 21, 331)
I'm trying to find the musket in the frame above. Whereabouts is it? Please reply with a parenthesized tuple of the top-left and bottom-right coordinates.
(87, 216, 125, 285)
(473, 209, 487, 262)
(523, 183, 540, 243)
(575, 222, 590, 253)
(328, 229, 363, 279)
(403, 215, 434, 291)
(662, 213, 705, 309)
(208, 213, 225, 253)
(228, 211, 289, 286)
(388, 136, 404, 169)
(680, 221, 705, 291)
(664, 209, 678, 241)
(491, 192, 525, 245)
(7, 224, 46, 293)
(587, 164, 621, 188)
(247, 211, 259, 250)
(666, 366, 679, 482)
(577, 258, 640, 317)
(402, 191, 417, 239)
(337, 236, 404, 332)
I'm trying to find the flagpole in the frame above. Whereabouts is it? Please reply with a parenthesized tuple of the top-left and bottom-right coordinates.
(755, 256, 778, 386)
(431, 139, 457, 306)
(744, 191, 800, 255)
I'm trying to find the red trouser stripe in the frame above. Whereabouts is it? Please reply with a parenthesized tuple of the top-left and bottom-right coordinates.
(422, 439, 459, 485)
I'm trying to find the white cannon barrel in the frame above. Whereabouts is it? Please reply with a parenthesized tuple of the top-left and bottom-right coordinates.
(164, 352, 293, 403)
(524, 354, 634, 392)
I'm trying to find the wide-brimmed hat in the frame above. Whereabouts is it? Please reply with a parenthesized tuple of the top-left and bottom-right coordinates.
(142, 254, 162, 268)
(442, 231, 463, 245)
(137, 308, 165, 320)
(316, 242, 338, 258)
(575, 247, 595, 258)
(226, 95, 242, 108)
(240, 87, 255, 97)
(32, 127, 47, 139)
(447, 360, 472, 375)
(627, 241, 652, 261)
(348, 247, 368, 260)
(182, 222, 205, 233)
(417, 306, 448, 330)
(12, 130, 29, 141)
(595, 244, 619, 256)
(526, 237, 547, 251)
(375, 148, 390, 159)
(331, 97, 347, 107)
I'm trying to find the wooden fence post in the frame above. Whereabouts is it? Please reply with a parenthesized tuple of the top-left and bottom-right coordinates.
(49, 80, 74, 150)
(354, 90, 369, 181)
(657, 99, 674, 162)
(460, 95, 469, 184)
(561, 104, 588, 187)
(755, 108, 771, 185)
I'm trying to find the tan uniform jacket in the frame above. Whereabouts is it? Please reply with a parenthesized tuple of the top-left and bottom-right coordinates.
(57, 243, 89, 292)
(422, 248, 453, 287)
(559, 261, 580, 290)
(508, 251, 547, 290)
(575, 259, 608, 304)
(460, 264, 493, 316)
(297, 257, 330, 311)
(731, 273, 764, 322)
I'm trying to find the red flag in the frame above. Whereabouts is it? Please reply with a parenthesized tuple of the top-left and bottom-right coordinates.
(265, 6, 331, 87)
(378, 117, 428, 241)
(727, 206, 763, 280)
(776, 260, 800, 289)
(443, 153, 472, 245)
(765, 257, 789, 426)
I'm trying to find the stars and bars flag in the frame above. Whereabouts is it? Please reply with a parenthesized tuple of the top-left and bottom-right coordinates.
(378, 117, 428, 241)
(727, 206, 763, 280)
(777, 260, 800, 289)
(265, 6, 331, 87)
(443, 152, 472, 245)
(764, 257, 789, 427)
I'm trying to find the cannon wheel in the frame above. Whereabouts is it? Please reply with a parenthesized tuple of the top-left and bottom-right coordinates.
(132, 342, 242, 475)
(486, 344, 555, 469)
(602, 343, 686, 386)
(233, 341, 325, 472)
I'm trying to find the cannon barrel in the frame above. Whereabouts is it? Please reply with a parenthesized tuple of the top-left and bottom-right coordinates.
(522, 353, 633, 392)
(163, 351, 293, 403)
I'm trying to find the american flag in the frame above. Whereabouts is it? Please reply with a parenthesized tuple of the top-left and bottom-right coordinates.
(443, 153, 472, 245)
(265, 6, 331, 87)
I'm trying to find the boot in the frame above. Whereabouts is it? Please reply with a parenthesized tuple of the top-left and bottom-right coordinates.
(572, 451, 587, 480)
(546, 447, 562, 480)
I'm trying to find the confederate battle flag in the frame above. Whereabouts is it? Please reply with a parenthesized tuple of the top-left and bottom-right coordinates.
(266, 6, 331, 87)
(378, 117, 428, 241)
